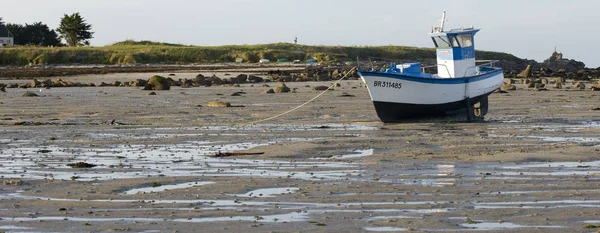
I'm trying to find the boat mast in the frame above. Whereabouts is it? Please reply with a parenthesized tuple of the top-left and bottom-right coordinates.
(439, 11, 447, 32)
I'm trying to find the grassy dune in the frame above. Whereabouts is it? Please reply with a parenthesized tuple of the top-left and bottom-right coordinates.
(0, 41, 522, 66)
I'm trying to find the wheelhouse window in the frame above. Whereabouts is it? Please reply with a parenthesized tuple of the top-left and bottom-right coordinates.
(450, 36, 459, 47)
(432, 36, 451, 48)
(457, 34, 473, 47)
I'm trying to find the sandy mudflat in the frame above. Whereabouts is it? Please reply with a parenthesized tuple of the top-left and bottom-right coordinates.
(1, 73, 600, 233)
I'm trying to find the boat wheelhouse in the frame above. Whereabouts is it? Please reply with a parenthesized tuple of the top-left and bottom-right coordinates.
(358, 12, 504, 122)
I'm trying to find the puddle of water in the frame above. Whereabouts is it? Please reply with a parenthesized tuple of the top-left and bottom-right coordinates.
(235, 187, 300, 197)
(2, 192, 449, 210)
(487, 133, 600, 144)
(475, 200, 600, 209)
(524, 135, 600, 143)
(364, 227, 407, 232)
(478, 200, 600, 205)
(504, 160, 600, 169)
(0, 137, 366, 182)
(330, 149, 374, 159)
(493, 121, 600, 130)
(122, 181, 215, 195)
(0, 225, 32, 230)
(459, 221, 561, 230)
(365, 215, 419, 221)
(0, 212, 309, 223)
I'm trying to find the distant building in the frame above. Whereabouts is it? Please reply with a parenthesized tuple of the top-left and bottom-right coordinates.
(259, 59, 270, 63)
(235, 58, 244, 63)
(277, 58, 289, 63)
(0, 24, 14, 47)
(307, 58, 318, 63)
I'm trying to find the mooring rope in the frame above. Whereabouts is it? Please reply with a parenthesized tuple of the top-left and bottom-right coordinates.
(242, 66, 358, 126)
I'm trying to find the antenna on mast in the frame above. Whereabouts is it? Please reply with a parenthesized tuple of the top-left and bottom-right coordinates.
(439, 11, 447, 32)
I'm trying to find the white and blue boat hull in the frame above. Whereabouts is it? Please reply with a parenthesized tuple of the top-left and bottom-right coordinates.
(359, 69, 504, 122)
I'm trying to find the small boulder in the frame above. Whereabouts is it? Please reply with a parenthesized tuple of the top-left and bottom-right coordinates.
(99, 82, 112, 87)
(3, 179, 22, 186)
(263, 88, 275, 94)
(22, 92, 38, 97)
(553, 82, 563, 89)
(111, 81, 122, 87)
(67, 162, 97, 168)
(313, 85, 330, 91)
(532, 83, 547, 91)
(574, 82, 586, 90)
(501, 83, 517, 91)
(207, 100, 231, 108)
(193, 74, 208, 86)
(331, 69, 341, 79)
(206, 75, 223, 86)
(273, 83, 291, 93)
(31, 79, 41, 88)
(148, 92, 157, 95)
(144, 75, 171, 90)
(504, 78, 515, 84)
(338, 93, 355, 97)
(131, 79, 147, 87)
(180, 78, 193, 88)
(517, 65, 532, 78)
(41, 79, 52, 87)
(248, 75, 264, 83)
(232, 74, 249, 84)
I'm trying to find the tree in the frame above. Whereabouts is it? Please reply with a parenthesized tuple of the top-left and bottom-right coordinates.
(26, 22, 61, 46)
(5, 23, 24, 43)
(0, 17, 4, 25)
(57, 13, 93, 46)
(6, 22, 61, 46)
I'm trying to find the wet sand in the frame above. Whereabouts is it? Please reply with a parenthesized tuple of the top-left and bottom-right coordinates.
(1, 73, 600, 232)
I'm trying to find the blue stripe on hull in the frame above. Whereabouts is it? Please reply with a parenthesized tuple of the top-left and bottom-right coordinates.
(359, 68, 503, 84)
(372, 93, 491, 123)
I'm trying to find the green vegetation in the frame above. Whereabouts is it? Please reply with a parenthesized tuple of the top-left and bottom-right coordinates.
(309, 221, 327, 226)
(6, 22, 61, 46)
(57, 13, 94, 46)
(0, 41, 522, 66)
(465, 217, 480, 224)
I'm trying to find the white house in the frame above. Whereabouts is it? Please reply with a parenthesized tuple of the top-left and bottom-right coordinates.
(0, 24, 14, 47)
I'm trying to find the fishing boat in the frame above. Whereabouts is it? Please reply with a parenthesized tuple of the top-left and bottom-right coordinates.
(358, 12, 504, 122)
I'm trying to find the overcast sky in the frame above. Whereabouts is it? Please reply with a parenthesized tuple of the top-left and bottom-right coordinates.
(2, 0, 598, 67)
